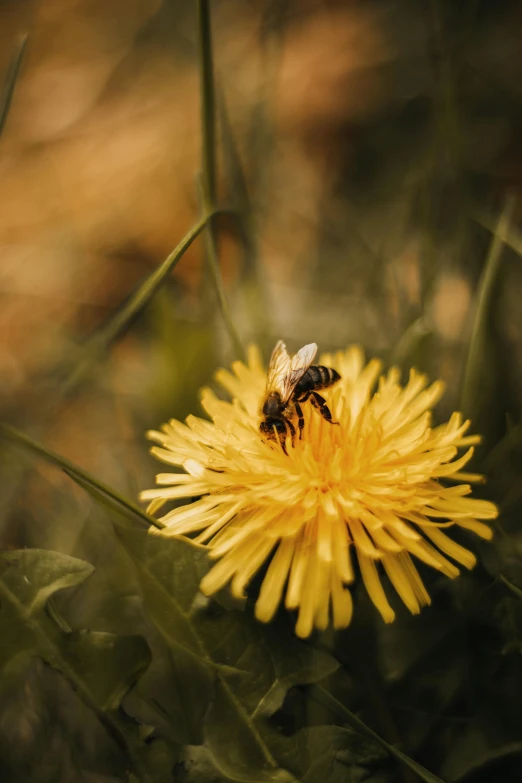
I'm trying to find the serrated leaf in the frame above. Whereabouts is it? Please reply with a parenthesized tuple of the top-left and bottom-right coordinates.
(0, 550, 94, 669)
(117, 527, 339, 783)
(0, 549, 155, 783)
(0, 549, 94, 616)
(203, 679, 294, 783)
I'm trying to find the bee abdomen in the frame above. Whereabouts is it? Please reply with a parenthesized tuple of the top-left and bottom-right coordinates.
(315, 366, 340, 388)
(297, 365, 340, 393)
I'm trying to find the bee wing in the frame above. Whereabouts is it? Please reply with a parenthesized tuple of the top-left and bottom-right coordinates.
(281, 342, 318, 401)
(266, 340, 292, 396)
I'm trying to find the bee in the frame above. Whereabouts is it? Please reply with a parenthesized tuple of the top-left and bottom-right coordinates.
(260, 340, 341, 450)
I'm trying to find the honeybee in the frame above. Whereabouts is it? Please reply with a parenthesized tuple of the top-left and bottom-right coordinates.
(260, 340, 341, 450)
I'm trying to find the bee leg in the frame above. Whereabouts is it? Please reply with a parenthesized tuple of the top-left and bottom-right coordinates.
(310, 392, 338, 425)
(294, 401, 305, 438)
(286, 418, 296, 445)
(278, 419, 295, 455)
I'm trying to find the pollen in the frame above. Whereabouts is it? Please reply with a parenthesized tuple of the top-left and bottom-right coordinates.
(140, 345, 498, 638)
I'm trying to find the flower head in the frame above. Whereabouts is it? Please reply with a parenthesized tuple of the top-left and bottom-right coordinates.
(141, 345, 498, 638)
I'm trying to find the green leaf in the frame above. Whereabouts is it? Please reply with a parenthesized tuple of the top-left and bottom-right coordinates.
(57, 629, 149, 713)
(0, 423, 163, 530)
(0, 549, 155, 783)
(125, 646, 215, 747)
(0, 549, 93, 630)
(115, 527, 214, 662)
(117, 527, 339, 783)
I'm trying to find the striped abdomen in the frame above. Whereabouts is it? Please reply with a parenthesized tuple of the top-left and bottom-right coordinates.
(294, 365, 340, 397)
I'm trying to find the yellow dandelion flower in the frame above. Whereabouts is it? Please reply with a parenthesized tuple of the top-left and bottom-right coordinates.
(140, 345, 498, 638)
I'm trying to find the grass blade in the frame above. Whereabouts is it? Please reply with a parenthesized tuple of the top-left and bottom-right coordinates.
(0, 34, 27, 139)
(473, 208, 522, 258)
(197, 0, 245, 359)
(460, 197, 515, 417)
(198, 0, 216, 206)
(389, 317, 432, 368)
(0, 424, 162, 530)
(307, 684, 447, 783)
(93, 216, 208, 348)
(500, 574, 522, 600)
(60, 214, 210, 394)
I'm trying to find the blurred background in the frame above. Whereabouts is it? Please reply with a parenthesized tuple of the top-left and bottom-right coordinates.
(1, 1, 522, 781)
